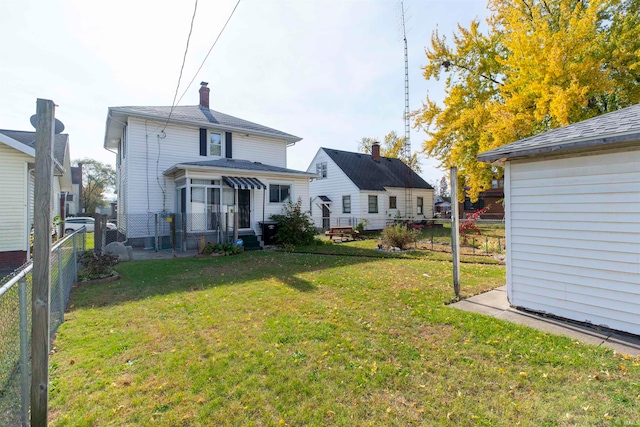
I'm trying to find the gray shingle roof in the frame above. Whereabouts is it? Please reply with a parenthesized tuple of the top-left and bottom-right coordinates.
(110, 105, 300, 142)
(478, 104, 640, 162)
(165, 158, 315, 176)
(0, 129, 68, 166)
(322, 148, 433, 191)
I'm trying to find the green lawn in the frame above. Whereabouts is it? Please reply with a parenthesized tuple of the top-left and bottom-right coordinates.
(49, 251, 639, 426)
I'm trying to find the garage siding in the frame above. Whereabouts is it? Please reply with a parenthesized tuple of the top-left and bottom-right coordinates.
(506, 150, 640, 334)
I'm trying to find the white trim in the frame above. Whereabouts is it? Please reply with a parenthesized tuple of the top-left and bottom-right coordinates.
(208, 130, 224, 157)
(267, 180, 294, 204)
(0, 133, 34, 157)
(504, 163, 513, 303)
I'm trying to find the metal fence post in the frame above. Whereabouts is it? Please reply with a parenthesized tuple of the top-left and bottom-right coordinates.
(171, 214, 176, 258)
(450, 167, 461, 298)
(72, 232, 78, 280)
(18, 275, 30, 427)
(155, 213, 159, 252)
(58, 246, 64, 325)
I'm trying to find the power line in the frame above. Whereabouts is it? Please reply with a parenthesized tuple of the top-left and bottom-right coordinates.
(162, 0, 199, 132)
(176, 0, 242, 106)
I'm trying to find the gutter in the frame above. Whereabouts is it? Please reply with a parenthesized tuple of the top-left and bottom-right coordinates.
(163, 163, 318, 179)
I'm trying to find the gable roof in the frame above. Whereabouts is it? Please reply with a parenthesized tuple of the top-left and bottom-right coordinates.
(164, 158, 316, 177)
(0, 129, 69, 170)
(106, 105, 301, 149)
(321, 148, 433, 191)
(478, 104, 640, 163)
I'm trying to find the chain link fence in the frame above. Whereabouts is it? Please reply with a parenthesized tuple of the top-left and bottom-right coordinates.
(122, 212, 239, 251)
(0, 231, 84, 426)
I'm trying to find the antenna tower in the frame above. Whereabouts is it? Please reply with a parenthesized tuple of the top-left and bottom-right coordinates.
(401, 1, 413, 218)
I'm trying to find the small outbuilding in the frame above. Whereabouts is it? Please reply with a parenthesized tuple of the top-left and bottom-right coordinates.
(478, 104, 640, 335)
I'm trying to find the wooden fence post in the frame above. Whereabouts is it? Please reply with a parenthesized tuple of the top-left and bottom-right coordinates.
(31, 98, 55, 426)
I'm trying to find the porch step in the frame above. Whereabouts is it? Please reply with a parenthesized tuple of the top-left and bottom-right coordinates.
(239, 234, 262, 251)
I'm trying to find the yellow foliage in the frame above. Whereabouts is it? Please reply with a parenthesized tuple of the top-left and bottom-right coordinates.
(359, 131, 422, 172)
(414, 0, 640, 201)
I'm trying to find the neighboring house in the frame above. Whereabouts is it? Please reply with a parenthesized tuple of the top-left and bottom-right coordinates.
(478, 103, 640, 335)
(0, 129, 73, 269)
(459, 180, 505, 220)
(103, 82, 316, 249)
(65, 165, 82, 217)
(433, 196, 451, 217)
(307, 143, 434, 230)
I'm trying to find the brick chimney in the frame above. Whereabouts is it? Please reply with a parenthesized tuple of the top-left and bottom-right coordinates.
(199, 82, 210, 109)
(372, 141, 381, 162)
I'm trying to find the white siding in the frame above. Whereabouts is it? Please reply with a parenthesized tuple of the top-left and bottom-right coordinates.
(233, 134, 287, 168)
(506, 150, 640, 335)
(307, 149, 360, 228)
(384, 187, 435, 220)
(0, 144, 30, 252)
(126, 118, 196, 214)
(261, 176, 310, 229)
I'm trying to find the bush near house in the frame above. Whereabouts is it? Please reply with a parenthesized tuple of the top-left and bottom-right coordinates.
(381, 223, 419, 250)
(77, 250, 118, 281)
(202, 242, 244, 256)
(270, 198, 316, 246)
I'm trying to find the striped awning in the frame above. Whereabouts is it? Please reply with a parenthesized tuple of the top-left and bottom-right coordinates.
(222, 176, 266, 190)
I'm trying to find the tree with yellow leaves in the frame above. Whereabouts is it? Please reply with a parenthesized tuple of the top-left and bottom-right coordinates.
(414, 0, 640, 201)
(358, 131, 422, 173)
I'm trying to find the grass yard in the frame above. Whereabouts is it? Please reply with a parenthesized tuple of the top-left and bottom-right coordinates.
(49, 251, 639, 426)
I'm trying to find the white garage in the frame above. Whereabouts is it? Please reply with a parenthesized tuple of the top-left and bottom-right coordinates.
(478, 104, 640, 335)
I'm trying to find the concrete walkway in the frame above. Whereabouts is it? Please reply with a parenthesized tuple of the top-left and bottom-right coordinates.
(452, 286, 640, 357)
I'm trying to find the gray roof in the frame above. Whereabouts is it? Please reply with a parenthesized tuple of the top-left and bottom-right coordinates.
(110, 105, 301, 142)
(0, 129, 68, 167)
(165, 158, 316, 177)
(322, 148, 433, 191)
(478, 104, 640, 162)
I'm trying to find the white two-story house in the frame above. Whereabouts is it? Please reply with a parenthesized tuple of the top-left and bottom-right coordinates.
(103, 82, 315, 249)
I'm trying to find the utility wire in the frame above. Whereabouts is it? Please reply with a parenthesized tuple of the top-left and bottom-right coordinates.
(176, 0, 242, 106)
(161, 0, 199, 132)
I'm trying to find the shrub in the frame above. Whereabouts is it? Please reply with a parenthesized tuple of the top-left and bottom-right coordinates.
(78, 250, 119, 281)
(355, 219, 369, 234)
(381, 223, 419, 250)
(202, 242, 244, 256)
(459, 207, 488, 243)
(270, 198, 316, 246)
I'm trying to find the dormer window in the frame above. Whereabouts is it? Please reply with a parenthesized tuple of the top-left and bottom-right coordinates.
(210, 132, 223, 156)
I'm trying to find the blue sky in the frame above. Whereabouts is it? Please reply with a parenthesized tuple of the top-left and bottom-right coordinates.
(0, 0, 489, 186)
